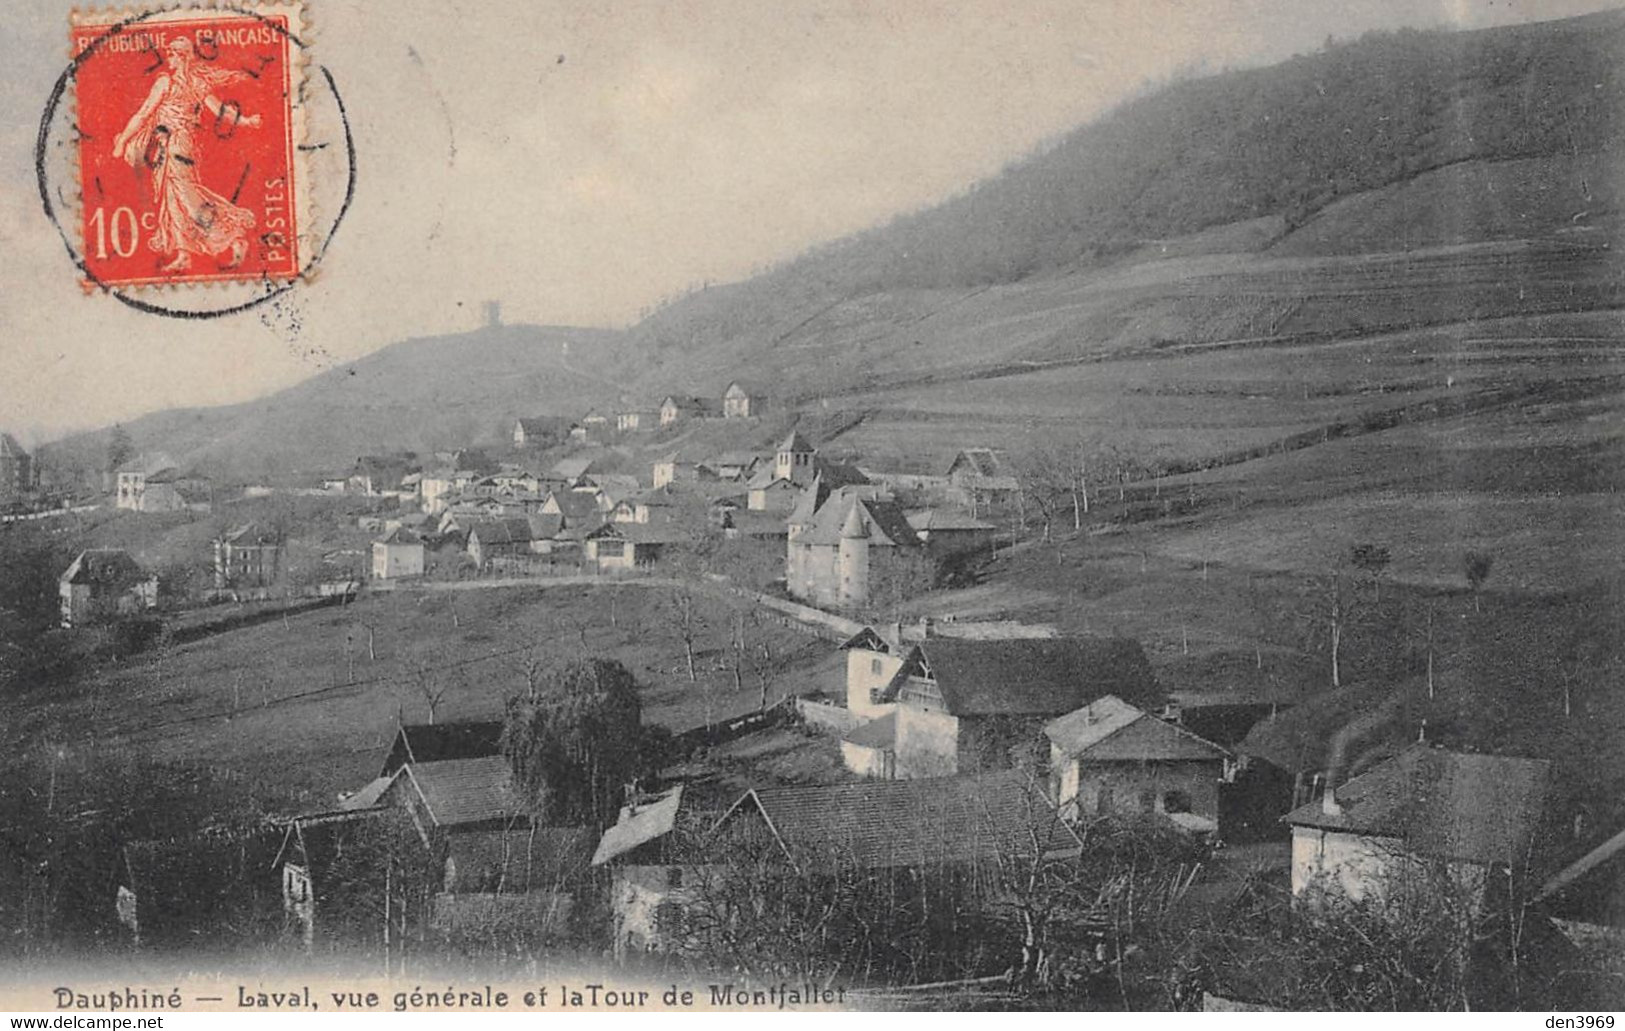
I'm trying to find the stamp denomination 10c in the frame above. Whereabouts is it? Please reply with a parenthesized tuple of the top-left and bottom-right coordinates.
(70, 4, 308, 289)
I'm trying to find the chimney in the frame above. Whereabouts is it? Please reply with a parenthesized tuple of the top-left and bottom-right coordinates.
(1321, 778, 1342, 817)
(918, 615, 935, 639)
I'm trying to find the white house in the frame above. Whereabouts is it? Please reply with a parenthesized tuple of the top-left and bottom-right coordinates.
(1284, 746, 1553, 908)
(371, 528, 425, 580)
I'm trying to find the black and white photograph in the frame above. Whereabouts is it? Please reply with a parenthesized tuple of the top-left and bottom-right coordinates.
(2, 0, 1623, 1016)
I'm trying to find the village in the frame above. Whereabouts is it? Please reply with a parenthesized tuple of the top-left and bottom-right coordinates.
(1, 370, 1620, 1011)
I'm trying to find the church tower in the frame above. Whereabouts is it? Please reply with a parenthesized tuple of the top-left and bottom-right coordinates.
(775, 431, 815, 483)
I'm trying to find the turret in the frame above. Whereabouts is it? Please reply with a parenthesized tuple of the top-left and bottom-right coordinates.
(837, 501, 870, 609)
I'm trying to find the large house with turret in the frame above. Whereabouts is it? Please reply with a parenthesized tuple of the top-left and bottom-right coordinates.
(785, 478, 921, 611)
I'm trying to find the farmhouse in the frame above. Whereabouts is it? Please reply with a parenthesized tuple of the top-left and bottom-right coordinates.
(590, 786, 703, 957)
(213, 524, 284, 589)
(659, 395, 721, 426)
(1044, 695, 1232, 833)
(371, 528, 425, 580)
(1284, 746, 1554, 908)
(58, 549, 158, 627)
(721, 380, 769, 419)
(382, 756, 530, 844)
(944, 448, 1019, 513)
(850, 635, 1157, 780)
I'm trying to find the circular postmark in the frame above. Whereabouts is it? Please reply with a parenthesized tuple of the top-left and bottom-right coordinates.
(36, 4, 354, 320)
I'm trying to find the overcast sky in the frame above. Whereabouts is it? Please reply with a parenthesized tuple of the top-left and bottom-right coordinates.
(1, 0, 1619, 442)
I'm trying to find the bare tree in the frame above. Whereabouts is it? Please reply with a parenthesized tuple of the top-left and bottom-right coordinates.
(1463, 550, 1494, 613)
(412, 663, 449, 724)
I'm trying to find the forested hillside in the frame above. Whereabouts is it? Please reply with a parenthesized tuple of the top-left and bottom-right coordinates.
(628, 11, 1623, 362)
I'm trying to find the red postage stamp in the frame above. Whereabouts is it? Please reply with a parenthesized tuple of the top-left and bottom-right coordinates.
(70, 5, 307, 289)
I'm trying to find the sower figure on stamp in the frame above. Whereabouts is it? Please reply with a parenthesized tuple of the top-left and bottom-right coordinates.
(111, 36, 262, 273)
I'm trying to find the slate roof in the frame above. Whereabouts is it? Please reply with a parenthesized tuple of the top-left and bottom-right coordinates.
(1045, 695, 1230, 762)
(338, 776, 394, 811)
(381, 720, 504, 777)
(467, 517, 534, 546)
(841, 712, 897, 751)
(591, 786, 685, 866)
(662, 396, 722, 416)
(61, 549, 149, 587)
(947, 448, 1005, 478)
(882, 636, 1157, 716)
(722, 772, 1079, 871)
(525, 513, 565, 540)
(1283, 746, 1554, 867)
(547, 490, 606, 529)
(444, 826, 595, 894)
(397, 757, 527, 828)
(550, 456, 597, 480)
(375, 527, 422, 546)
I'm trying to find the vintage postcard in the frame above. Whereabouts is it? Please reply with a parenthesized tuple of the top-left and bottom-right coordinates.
(2, 0, 1623, 1019)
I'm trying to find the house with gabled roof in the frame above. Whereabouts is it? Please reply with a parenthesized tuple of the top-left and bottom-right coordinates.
(722, 380, 769, 419)
(584, 521, 684, 573)
(273, 808, 427, 951)
(659, 395, 721, 427)
(465, 516, 534, 567)
(589, 786, 705, 957)
(945, 448, 1019, 514)
(854, 634, 1157, 780)
(113, 453, 209, 512)
(136, 467, 212, 513)
(382, 756, 530, 845)
(1284, 746, 1556, 908)
(213, 524, 283, 588)
(1045, 695, 1232, 833)
(371, 527, 425, 580)
(512, 416, 571, 449)
(713, 771, 1081, 875)
(59, 549, 158, 627)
